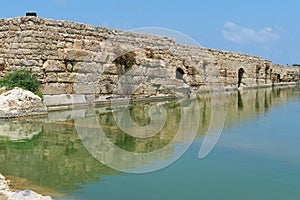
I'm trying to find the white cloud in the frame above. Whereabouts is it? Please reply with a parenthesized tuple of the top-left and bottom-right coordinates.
(223, 21, 280, 44)
(224, 21, 238, 30)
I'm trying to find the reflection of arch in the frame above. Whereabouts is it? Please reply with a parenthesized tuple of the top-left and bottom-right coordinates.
(238, 68, 245, 87)
(237, 90, 244, 110)
(176, 68, 185, 80)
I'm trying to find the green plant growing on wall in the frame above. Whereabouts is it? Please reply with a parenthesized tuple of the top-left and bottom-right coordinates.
(113, 51, 136, 72)
(0, 68, 42, 97)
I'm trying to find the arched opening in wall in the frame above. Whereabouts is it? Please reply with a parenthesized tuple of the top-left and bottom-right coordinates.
(277, 74, 282, 82)
(255, 65, 261, 84)
(238, 68, 245, 87)
(265, 65, 270, 84)
(176, 68, 185, 81)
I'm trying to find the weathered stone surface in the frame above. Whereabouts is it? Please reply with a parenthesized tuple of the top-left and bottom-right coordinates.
(0, 88, 48, 118)
(65, 49, 93, 61)
(42, 60, 66, 72)
(73, 83, 99, 94)
(41, 83, 73, 95)
(0, 16, 299, 105)
(73, 62, 103, 73)
(43, 94, 87, 107)
(103, 64, 120, 75)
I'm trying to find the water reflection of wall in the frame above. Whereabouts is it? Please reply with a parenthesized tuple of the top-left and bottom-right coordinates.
(0, 118, 44, 141)
(194, 86, 299, 135)
(75, 99, 199, 172)
(224, 87, 299, 128)
(0, 100, 191, 194)
(0, 121, 120, 196)
(0, 86, 298, 195)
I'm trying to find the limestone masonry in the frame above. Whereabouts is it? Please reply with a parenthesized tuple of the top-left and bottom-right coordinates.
(0, 16, 299, 106)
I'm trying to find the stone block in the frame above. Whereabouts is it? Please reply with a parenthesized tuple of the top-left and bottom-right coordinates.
(57, 72, 77, 83)
(147, 68, 168, 78)
(57, 41, 66, 48)
(44, 94, 87, 107)
(45, 72, 57, 82)
(74, 73, 99, 84)
(73, 83, 98, 94)
(103, 64, 120, 75)
(65, 49, 94, 61)
(130, 66, 147, 76)
(41, 83, 73, 95)
(43, 60, 66, 72)
(94, 52, 110, 63)
(73, 62, 104, 74)
(19, 59, 38, 67)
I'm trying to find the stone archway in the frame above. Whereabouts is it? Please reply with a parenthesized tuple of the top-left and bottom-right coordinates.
(238, 68, 245, 87)
(277, 74, 282, 82)
(176, 68, 185, 80)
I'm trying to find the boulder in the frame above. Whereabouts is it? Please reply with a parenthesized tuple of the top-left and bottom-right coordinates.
(0, 87, 48, 118)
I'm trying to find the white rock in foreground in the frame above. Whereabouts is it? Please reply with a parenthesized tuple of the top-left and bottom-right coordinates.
(0, 88, 48, 118)
(0, 173, 52, 200)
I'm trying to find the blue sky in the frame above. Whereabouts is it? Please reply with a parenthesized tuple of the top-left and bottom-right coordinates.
(1, 0, 299, 65)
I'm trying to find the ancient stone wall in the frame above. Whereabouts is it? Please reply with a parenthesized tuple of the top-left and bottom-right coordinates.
(0, 16, 299, 103)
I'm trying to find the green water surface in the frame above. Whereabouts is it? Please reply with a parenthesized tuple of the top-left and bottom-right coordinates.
(0, 87, 299, 200)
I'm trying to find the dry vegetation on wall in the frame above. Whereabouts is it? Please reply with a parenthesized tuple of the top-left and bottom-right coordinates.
(113, 51, 136, 72)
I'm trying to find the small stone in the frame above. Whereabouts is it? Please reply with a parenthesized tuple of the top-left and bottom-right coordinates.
(42, 60, 66, 72)
(65, 49, 93, 61)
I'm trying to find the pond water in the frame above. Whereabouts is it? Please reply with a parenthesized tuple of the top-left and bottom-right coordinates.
(0, 86, 299, 200)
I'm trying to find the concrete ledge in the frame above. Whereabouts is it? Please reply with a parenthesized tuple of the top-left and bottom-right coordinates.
(43, 83, 299, 111)
(44, 94, 176, 111)
(44, 94, 87, 107)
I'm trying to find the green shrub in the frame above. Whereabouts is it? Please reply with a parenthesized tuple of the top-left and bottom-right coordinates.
(0, 69, 41, 94)
(34, 91, 44, 99)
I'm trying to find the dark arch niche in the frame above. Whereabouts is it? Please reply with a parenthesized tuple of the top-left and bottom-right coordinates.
(176, 68, 185, 80)
(238, 68, 245, 87)
(277, 74, 282, 82)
